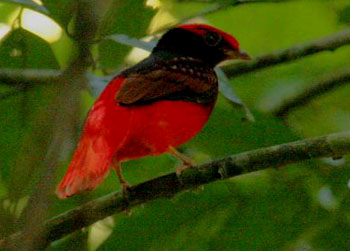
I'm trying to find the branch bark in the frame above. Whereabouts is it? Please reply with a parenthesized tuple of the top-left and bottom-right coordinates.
(1, 131, 350, 248)
(222, 28, 350, 77)
(271, 67, 350, 117)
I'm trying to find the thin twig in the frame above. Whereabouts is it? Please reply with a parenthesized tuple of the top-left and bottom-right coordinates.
(222, 28, 350, 77)
(271, 67, 350, 117)
(0, 69, 59, 86)
(1, 131, 350, 248)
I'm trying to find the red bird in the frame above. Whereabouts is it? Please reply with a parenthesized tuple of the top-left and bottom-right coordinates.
(56, 24, 250, 199)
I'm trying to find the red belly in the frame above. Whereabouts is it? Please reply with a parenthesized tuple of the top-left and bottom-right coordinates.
(115, 100, 214, 161)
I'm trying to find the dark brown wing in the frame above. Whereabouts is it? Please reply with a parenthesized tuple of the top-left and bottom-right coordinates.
(116, 69, 186, 105)
(116, 63, 217, 105)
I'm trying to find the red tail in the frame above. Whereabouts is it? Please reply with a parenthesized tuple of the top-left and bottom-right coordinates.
(56, 77, 129, 199)
(56, 135, 114, 199)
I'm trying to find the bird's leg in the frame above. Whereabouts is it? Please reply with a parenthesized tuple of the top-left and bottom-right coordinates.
(112, 158, 130, 197)
(168, 146, 196, 176)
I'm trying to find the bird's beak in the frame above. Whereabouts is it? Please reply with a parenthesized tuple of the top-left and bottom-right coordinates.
(224, 48, 251, 60)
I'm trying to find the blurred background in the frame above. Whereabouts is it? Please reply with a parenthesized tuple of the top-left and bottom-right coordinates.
(1, 0, 350, 250)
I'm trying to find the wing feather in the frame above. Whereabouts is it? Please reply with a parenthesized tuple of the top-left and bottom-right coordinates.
(116, 69, 191, 104)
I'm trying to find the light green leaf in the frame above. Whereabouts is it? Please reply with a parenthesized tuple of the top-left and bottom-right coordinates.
(216, 67, 255, 122)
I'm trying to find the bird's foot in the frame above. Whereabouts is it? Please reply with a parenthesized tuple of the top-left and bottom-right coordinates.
(119, 181, 132, 215)
(168, 146, 196, 166)
(112, 158, 132, 199)
(176, 163, 194, 177)
(175, 161, 197, 186)
(168, 146, 197, 182)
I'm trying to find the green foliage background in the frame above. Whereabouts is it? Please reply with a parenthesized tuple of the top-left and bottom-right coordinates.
(0, 0, 350, 250)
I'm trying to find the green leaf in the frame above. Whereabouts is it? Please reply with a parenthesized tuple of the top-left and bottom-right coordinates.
(0, 2, 20, 24)
(0, 28, 59, 69)
(0, 28, 59, 200)
(1, 0, 49, 14)
(216, 67, 255, 122)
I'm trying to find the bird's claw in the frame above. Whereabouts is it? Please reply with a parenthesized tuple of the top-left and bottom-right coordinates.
(175, 162, 197, 186)
(119, 182, 132, 215)
(176, 163, 194, 177)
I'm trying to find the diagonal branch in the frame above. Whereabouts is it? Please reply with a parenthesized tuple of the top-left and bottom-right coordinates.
(222, 28, 350, 77)
(271, 67, 350, 117)
(1, 131, 350, 248)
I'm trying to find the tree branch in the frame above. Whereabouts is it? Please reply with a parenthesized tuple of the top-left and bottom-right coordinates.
(270, 67, 350, 117)
(0, 69, 60, 86)
(1, 131, 350, 248)
(222, 28, 350, 77)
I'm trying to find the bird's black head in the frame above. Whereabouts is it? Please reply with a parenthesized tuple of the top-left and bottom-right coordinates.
(153, 24, 250, 67)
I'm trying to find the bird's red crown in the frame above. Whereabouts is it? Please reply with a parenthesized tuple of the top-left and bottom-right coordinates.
(177, 24, 240, 51)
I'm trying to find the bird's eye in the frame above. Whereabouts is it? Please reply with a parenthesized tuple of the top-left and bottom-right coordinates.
(204, 32, 222, 46)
